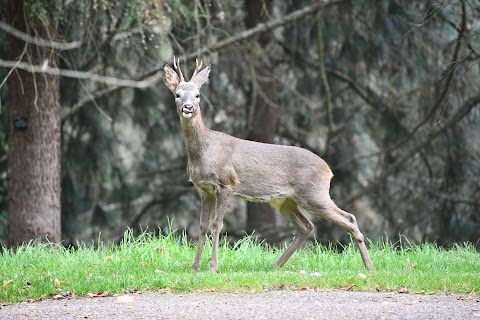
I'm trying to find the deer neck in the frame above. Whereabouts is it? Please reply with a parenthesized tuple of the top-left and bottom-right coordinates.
(180, 110, 209, 161)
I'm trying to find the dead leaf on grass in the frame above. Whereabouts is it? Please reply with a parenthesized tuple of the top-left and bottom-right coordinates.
(124, 288, 141, 294)
(344, 284, 356, 291)
(86, 291, 109, 298)
(2, 279, 13, 287)
(50, 291, 75, 300)
(397, 286, 409, 294)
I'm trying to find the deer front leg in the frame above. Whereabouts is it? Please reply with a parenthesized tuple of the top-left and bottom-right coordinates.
(192, 191, 215, 271)
(209, 186, 232, 272)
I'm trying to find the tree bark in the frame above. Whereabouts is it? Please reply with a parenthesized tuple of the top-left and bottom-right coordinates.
(7, 1, 62, 246)
(244, 0, 278, 243)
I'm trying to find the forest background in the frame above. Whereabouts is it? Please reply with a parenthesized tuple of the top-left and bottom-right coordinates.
(0, 0, 479, 249)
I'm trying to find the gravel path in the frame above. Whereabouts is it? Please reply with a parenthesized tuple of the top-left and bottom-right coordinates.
(2, 290, 479, 320)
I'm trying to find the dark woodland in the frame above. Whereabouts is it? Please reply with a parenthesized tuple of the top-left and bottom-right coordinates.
(0, 0, 479, 248)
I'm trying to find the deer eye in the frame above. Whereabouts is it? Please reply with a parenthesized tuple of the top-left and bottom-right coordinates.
(195, 94, 200, 99)
(175, 93, 181, 99)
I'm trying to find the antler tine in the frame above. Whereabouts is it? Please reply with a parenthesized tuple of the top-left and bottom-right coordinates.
(191, 58, 203, 78)
(173, 56, 185, 82)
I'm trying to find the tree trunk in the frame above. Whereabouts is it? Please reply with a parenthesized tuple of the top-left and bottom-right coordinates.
(244, 0, 278, 243)
(6, 1, 62, 246)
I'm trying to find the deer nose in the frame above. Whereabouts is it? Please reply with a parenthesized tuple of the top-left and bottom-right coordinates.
(183, 104, 194, 111)
(182, 104, 195, 115)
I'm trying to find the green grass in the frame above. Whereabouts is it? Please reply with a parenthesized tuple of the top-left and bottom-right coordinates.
(1, 230, 479, 303)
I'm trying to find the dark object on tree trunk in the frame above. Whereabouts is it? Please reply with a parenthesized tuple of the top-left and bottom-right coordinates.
(13, 116, 28, 130)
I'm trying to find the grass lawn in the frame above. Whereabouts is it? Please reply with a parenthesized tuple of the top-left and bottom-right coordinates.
(1, 230, 479, 303)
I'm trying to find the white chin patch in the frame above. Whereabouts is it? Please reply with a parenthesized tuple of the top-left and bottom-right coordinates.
(182, 112, 193, 118)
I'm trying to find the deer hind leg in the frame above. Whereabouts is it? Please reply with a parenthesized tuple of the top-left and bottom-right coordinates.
(300, 198, 375, 270)
(192, 191, 215, 271)
(209, 186, 232, 272)
(271, 199, 314, 268)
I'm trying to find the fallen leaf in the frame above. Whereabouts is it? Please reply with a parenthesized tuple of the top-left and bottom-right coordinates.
(157, 288, 172, 294)
(54, 278, 61, 286)
(344, 284, 356, 291)
(51, 294, 64, 300)
(154, 269, 163, 273)
(63, 291, 76, 298)
(2, 279, 13, 287)
(406, 300, 422, 305)
(358, 273, 367, 279)
(310, 272, 321, 277)
(124, 289, 141, 294)
(398, 286, 409, 294)
(96, 291, 109, 297)
(86, 291, 109, 298)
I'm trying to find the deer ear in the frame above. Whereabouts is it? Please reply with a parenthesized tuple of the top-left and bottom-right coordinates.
(163, 63, 180, 94)
(190, 64, 211, 89)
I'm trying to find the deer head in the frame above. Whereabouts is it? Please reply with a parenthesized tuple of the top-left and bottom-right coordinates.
(163, 57, 211, 119)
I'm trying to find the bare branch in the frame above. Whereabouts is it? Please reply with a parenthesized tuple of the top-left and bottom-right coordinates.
(0, 20, 81, 50)
(60, 0, 350, 122)
(61, 86, 120, 122)
(185, 0, 350, 60)
(395, 0, 469, 148)
(143, 0, 350, 75)
(344, 93, 480, 205)
(0, 58, 162, 88)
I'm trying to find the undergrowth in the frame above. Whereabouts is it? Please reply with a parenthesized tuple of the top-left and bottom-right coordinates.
(1, 230, 478, 303)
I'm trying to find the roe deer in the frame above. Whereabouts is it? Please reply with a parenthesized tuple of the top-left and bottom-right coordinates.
(163, 57, 374, 272)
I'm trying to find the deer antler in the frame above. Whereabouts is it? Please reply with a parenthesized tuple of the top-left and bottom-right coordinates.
(191, 59, 203, 79)
(173, 56, 185, 82)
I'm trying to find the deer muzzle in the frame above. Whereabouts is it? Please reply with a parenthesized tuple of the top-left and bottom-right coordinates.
(181, 104, 195, 118)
